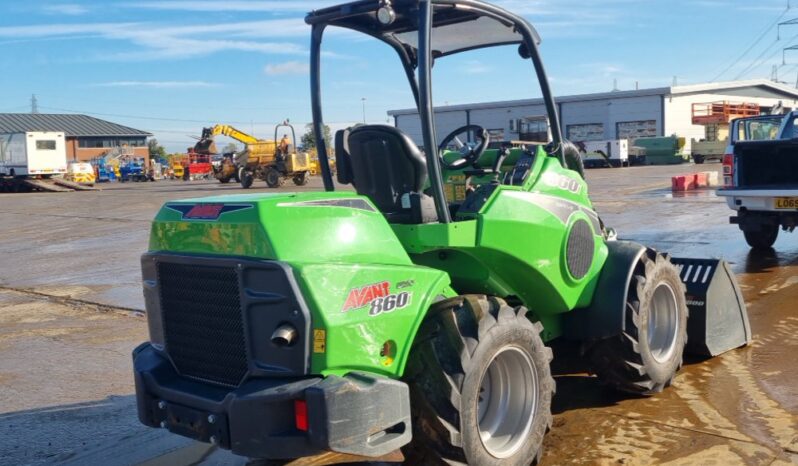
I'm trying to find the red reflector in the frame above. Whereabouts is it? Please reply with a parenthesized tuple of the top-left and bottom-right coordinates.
(294, 400, 308, 431)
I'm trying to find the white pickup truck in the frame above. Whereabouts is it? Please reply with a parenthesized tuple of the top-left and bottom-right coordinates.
(717, 112, 798, 249)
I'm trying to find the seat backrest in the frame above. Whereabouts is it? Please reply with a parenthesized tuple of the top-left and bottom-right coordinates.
(334, 128, 353, 184)
(345, 125, 427, 213)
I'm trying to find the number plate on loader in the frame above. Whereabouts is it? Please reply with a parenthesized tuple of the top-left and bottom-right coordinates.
(774, 197, 798, 209)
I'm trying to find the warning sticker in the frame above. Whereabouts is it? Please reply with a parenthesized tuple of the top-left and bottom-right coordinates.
(313, 329, 326, 353)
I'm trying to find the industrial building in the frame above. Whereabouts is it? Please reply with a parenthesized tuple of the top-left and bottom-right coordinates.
(388, 79, 798, 152)
(0, 113, 151, 163)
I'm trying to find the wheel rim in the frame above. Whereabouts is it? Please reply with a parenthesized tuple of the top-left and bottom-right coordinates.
(648, 282, 679, 364)
(477, 346, 538, 458)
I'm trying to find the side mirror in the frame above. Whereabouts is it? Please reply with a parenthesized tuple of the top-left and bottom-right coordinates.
(518, 43, 531, 59)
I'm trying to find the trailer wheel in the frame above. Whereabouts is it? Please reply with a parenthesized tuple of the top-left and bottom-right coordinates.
(744, 224, 778, 250)
(265, 169, 284, 188)
(404, 296, 554, 466)
(589, 250, 688, 395)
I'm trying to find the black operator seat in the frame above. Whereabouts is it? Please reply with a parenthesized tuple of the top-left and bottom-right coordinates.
(335, 125, 436, 224)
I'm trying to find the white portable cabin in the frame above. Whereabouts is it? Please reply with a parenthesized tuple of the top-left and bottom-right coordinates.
(579, 139, 629, 167)
(0, 131, 68, 176)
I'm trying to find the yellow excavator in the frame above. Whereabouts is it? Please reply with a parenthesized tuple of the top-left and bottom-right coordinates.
(198, 122, 310, 188)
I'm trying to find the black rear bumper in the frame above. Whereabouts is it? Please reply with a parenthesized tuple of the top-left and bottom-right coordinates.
(133, 343, 412, 459)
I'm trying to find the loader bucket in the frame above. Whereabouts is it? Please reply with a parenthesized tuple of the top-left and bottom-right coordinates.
(671, 258, 752, 357)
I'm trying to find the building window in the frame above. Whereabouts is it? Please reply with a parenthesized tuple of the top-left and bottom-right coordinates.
(567, 123, 604, 142)
(487, 128, 505, 142)
(78, 137, 146, 148)
(36, 140, 56, 150)
(519, 117, 548, 142)
(616, 120, 657, 140)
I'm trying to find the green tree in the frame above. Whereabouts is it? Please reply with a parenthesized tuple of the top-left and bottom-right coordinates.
(147, 138, 167, 160)
(300, 123, 331, 150)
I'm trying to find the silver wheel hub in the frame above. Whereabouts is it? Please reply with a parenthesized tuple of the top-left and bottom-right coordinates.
(477, 346, 538, 458)
(648, 282, 679, 364)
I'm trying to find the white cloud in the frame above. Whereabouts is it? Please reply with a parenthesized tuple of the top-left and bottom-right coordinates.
(94, 81, 221, 88)
(42, 3, 89, 15)
(124, 1, 328, 12)
(462, 60, 491, 74)
(264, 61, 310, 75)
(0, 19, 308, 62)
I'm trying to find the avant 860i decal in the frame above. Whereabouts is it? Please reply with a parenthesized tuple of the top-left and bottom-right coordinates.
(341, 280, 414, 316)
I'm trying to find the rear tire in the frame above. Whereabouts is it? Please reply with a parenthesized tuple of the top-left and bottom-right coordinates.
(404, 295, 554, 466)
(693, 154, 705, 164)
(265, 168, 284, 188)
(588, 250, 688, 395)
(218, 177, 230, 184)
(744, 224, 778, 250)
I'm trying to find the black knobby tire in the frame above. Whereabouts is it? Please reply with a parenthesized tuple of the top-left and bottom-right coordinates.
(744, 224, 778, 250)
(265, 169, 283, 188)
(292, 172, 309, 186)
(588, 250, 688, 395)
(240, 170, 254, 189)
(403, 295, 555, 466)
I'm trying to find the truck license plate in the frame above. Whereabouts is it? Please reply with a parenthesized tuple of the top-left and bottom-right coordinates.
(774, 197, 798, 209)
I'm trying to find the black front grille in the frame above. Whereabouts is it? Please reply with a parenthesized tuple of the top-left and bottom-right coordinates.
(157, 262, 248, 387)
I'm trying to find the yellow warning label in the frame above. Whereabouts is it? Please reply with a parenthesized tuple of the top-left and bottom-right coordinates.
(313, 329, 326, 353)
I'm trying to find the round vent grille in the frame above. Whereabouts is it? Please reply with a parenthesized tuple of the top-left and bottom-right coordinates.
(566, 219, 595, 280)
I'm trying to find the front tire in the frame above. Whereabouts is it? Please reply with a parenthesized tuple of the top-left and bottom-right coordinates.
(240, 170, 254, 189)
(292, 172, 309, 186)
(404, 296, 554, 466)
(589, 250, 688, 395)
(744, 224, 778, 250)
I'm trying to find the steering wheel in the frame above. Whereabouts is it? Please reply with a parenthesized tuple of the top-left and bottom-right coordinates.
(438, 125, 490, 170)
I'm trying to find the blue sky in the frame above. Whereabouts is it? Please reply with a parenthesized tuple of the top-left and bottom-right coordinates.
(0, 0, 794, 152)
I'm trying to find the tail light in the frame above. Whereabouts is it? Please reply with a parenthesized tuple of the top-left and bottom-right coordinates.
(722, 154, 734, 187)
(294, 400, 308, 431)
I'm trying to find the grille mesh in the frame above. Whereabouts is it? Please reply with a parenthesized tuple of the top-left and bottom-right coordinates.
(158, 262, 248, 387)
(566, 219, 595, 280)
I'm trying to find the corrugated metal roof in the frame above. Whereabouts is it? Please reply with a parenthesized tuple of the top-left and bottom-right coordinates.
(0, 113, 151, 137)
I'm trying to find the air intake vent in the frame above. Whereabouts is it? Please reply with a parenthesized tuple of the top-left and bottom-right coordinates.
(158, 262, 248, 387)
(566, 219, 594, 280)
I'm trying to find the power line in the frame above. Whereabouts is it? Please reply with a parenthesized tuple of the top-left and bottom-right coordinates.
(711, 4, 790, 82)
(733, 30, 798, 80)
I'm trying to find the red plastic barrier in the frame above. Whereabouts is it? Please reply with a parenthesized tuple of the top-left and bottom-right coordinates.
(694, 172, 708, 188)
(672, 175, 696, 191)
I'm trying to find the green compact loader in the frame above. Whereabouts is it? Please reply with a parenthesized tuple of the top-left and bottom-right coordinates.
(132, 1, 751, 465)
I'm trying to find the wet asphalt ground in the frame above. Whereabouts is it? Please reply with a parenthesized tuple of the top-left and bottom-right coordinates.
(0, 164, 796, 465)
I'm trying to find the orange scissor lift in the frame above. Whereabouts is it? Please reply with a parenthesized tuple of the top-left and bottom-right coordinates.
(690, 101, 760, 164)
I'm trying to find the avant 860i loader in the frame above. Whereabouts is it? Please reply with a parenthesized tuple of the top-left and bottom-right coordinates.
(132, 2, 752, 464)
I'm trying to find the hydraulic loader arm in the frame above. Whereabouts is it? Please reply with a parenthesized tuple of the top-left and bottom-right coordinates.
(209, 124, 263, 146)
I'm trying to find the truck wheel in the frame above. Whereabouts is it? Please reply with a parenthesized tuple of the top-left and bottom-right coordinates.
(589, 250, 688, 395)
(292, 172, 309, 186)
(693, 154, 705, 164)
(404, 296, 554, 466)
(265, 169, 284, 188)
(744, 224, 778, 250)
(240, 170, 254, 189)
